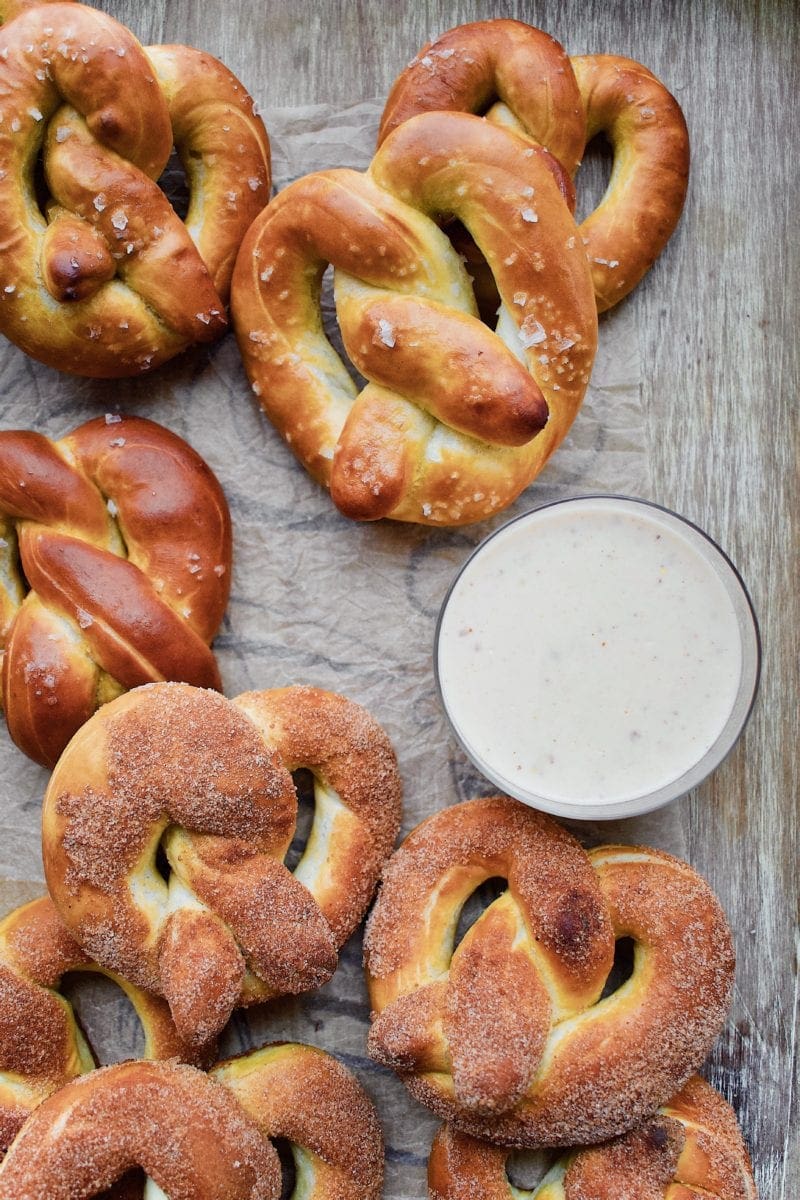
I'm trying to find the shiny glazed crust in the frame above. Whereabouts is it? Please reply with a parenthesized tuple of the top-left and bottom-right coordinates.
(0, 1059, 279, 1198)
(0, 414, 232, 767)
(428, 1077, 757, 1199)
(232, 110, 597, 526)
(0, 1, 270, 376)
(364, 797, 735, 1147)
(213, 1042, 384, 1199)
(378, 19, 690, 314)
(43, 681, 402, 1050)
(0, 896, 201, 1152)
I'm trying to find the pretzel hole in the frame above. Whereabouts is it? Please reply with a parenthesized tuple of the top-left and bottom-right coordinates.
(599, 936, 636, 999)
(506, 1148, 559, 1191)
(157, 146, 190, 221)
(60, 970, 146, 1064)
(320, 264, 368, 391)
(96, 1168, 145, 1199)
(574, 133, 614, 226)
(284, 767, 316, 871)
(154, 841, 172, 884)
(273, 1137, 298, 1200)
(453, 876, 507, 951)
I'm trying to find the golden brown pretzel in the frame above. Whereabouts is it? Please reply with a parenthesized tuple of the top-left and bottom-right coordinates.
(0, 1, 270, 376)
(379, 19, 690, 313)
(232, 110, 597, 526)
(43, 681, 402, 1049)
(428, 1076, 756, 1199)
(0, 1059, 279, 1198)
(0, 895, 202, 1152)
(213, 1042, 384, 1199)
(0, 414, 231, 767)
(364, 797, 734, 1147)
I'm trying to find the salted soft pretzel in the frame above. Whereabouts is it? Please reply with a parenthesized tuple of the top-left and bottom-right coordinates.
(0, 0, 270, 376)
(213, 1042, 384, 1198)
(233, 110, 597, 526)
(0, 414, 231, 767)
(379, 19, 690, 313)
(0, 1059, 279, 1198)
(0, 895, 203, 1152)
(43, 681, 402, 1050)
(364, 796, 734, 1147)
(429, 1076, 756, 1199)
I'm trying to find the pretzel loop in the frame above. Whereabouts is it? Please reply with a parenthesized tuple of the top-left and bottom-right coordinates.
(0, 2, 270, 376)
(0, 896, 200, 1153)
(365, 797, 734, 1147)
(43, 682, 402, 1049)
(233, 111, 597, 526)
(378, 19, 690, 313)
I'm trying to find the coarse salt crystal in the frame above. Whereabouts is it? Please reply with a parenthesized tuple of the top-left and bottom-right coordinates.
(111, 210, 127, 231)
(260, 266, 273, 282)
(521, 207, 538, 223)
(107, 498, 118, 516)
(93, 193, 106, 212)
(109, 437, 126, 447)
(196, 312, 211, 325)
(28, 107, 42, 121)
(76, 608, 93, 629)
(252, 381, 262, 395)
(513, 291, 527, 306)
(248, 177, 260, 191)
(4, 285, 15, 294)
(518, 317, 546, 348)
(105, 413, 122, 424)
(377, 318, 395, 348)
(55, 126, 72, 142)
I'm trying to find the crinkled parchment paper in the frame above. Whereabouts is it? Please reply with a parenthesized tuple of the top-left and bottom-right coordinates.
(0, 100, 685, 1197)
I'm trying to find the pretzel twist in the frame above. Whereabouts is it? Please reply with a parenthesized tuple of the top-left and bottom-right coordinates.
(0, 1, 270, 376)
(43, 681, 402, 1049)
(0, 414, 232, 767)
(0, 895, 202, 1152)
(0, 1059, 279, 1198)
(428, 1076, 756, 1199)
(213, 1042, 384, 1199)
(379, 19, 690, 313)
(364, 797, 734, 1147)
(232, 110, 597, 526)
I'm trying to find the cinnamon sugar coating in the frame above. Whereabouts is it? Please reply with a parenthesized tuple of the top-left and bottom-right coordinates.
(43, 681, 402, 1050)
(428, 1076, 756, 1198)
(0, 1060, 279, 1198)
(379, 18, 689, 313)
(214, 1042, 384, 1198)
(364, 797, 734, 1147)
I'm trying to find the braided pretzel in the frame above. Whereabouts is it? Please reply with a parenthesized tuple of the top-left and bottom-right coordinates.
(0, 1059, 279, 1197)
(232, 110, 597, 526)
(0, 414, 231, 767)
(364, 796, 734, 1147)
(0, 1, 270, 376)
(379, 19, 690, 313)
(0, 895, 201, 1152)
(213, 1042, 384, 1198)
(428, 1076, 756, 1199)
(43, 681, 402, 1049)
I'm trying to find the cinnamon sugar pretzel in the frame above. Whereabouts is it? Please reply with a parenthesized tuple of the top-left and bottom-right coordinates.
(380, 19, 690, 313)
(233, 110, 597, 526)
(0, 895, 200, 1152)
(0, 0, 270, 376)
(0, 1059, 278, 1198)
(428, 1076, 756, 1199)
(43, 681, 402, 1049)
(365, 797, 734, 1147)
(0, 414, 231, 767)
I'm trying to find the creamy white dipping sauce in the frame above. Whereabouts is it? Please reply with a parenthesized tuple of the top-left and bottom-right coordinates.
(436, 497, 759, 816)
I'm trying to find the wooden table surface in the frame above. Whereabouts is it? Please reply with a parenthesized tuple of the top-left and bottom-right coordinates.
(2, 0, 798, 1195)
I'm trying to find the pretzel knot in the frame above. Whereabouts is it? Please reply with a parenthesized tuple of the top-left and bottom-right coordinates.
(0, 1059, 278, 1197)
(0, 415, 232, 767)
(232, 110, 597, 526)
(0, 1, 270, 376)
(364, 797, 734, 1147)
(428, 1077, 757, 1199)
(42, 682, 402, 1050)
(0, 896, 202, 1152)
(379, 19, 690, 313)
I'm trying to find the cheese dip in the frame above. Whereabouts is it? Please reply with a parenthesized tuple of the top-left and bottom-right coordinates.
(435, 497, 760, 818)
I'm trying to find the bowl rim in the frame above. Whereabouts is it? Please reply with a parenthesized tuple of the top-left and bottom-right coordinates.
(433, 493, 762, 821)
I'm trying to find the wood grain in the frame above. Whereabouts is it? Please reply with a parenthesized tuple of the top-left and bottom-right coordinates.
(0, 0, 797, 1195)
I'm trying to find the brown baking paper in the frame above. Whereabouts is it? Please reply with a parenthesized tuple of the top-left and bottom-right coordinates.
(0, 99, 683, 1197)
